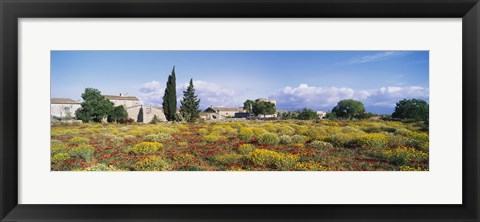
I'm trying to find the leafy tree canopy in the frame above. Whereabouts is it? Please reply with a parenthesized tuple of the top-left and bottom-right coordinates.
(331, 99, 366, 119)
(392, 98, 429, 121)
(243, 100, 255, 114)
(75, 88, 115, 123)
(296, 108, 319, 120)
(108, 105, 128, 123)
(252, 101, 276, 117)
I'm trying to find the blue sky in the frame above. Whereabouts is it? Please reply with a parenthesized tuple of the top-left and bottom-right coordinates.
(51, 51, 429, 114)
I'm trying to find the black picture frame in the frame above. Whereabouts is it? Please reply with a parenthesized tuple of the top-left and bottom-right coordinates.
(1, 0, 479, 221)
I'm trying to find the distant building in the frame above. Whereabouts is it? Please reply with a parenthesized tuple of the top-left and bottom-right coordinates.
(103, 93, 141, 107)
(51, 93, 168, 123)
(125, 105, 167, 123)
(51, 98, 81, 118)
(255, 98, 276, 105)
(234, 112, 252, 118)
(200, 112, 221, 120)
(317, 111, 327, 119)
(104, 93, 166, 123)
(204, 106, 245, 118)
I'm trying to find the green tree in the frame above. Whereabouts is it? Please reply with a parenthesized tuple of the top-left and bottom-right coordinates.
(252, 101, 276, 118)
(296, 108, 318, 120)
(162, 66, 177, 121)
(279, 111, 299, 120)
(325, 112, 337, 120)
(180, 79, 201, 123)
(392, 99, 429, 121)
(137, 107, 144, 123)
(331, 99, 366, 119)
(75, 88, 114, 122)
(243, 100, 255, 113)
(108, 105, 128, 123)
(150, 114, 160, 124)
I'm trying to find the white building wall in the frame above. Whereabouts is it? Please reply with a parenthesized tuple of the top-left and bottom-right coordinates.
(51, 104, 81, 118)
(126, 106, 167, 123)
(218, 111, 236, 117)
(110, 99, 141, 108)
(143, 106, 167, 123)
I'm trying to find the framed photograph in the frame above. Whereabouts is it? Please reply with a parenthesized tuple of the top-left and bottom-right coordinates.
(1, 0, 479, 221)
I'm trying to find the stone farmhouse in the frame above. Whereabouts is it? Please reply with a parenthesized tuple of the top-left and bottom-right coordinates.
(50, 98, 81, 119)
(104, 93, 141, 107)
(103, 94, 167, 123)
(51, 93, 167, 123)
(200, 98, 278, 120)
(204, 106, 245, 118)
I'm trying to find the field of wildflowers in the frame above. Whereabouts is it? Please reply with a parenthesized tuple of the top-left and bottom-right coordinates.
(51, 120, 429, 171)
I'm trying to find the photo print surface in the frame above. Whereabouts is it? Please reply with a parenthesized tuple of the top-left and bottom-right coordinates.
(50, 51, 429, 171)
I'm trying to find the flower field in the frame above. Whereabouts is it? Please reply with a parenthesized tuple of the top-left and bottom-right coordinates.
(51, 120, 429, 171)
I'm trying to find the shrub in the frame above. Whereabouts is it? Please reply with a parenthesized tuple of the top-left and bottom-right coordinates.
(150, 114, 161, 124)
(153, 126, 178, 135)
(213, 153, 243, 165)
(295, 161, 327, 171)
(380, 147, 429, 165)
(69, 136, 89, 145)
(123, 135, 136, 141)
(211, 126, 226, 135)
(144, 134, 161, 142)
(258, 132, 280, 145)
(110, 136, 124, 145)
(406, 131, 429, 152)
(342, 126, 359, 133)
(247, 149, 277, 167)
(70, 144, 95, 162)
(51, 141, 68, 155)
(144, 133, 173, 143)
(238, 128, 254, 141)
(237, 144, 255, 154)
(291, 135, 307, 144)
(309, 140, 334, 149)
(224, 126, 238, 135)
(279, 135, 292, 144)
(52, 153, 70, 163)
(354, 133, 388, 149)
(386, 134, 409, 148)
(304, 128, 327, 141)
(325, 133, 359, 148)
(133, 156, 170, 171)
(247, 149, 299, 170)
(399, 166, 428, 171)
(197, 128, 209, 135)
(178, 141, 188, 147)
(130, 142, 163, 155)
(83, 163, 119, 171)
(278, 126, 295, 135)
(204, 134, 226, 143)
(252, 128, 268, 136)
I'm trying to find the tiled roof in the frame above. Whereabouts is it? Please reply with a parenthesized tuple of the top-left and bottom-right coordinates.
(51, 98, 80, 104)
(211, 107, 244, 112)
(103, 95, 139, 101)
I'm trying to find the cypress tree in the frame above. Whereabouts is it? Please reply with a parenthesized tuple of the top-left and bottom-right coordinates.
(162, 66, 177, 121)
(180, 79, 201, 123)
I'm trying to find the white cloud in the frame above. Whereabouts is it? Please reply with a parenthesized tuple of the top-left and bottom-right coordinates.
(138, 80, 240, 108)
(347, 52, 402, 64)
(178, 80, 240, 108)
(138, 80, 164, 106)
(271, 84, 429, 111)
